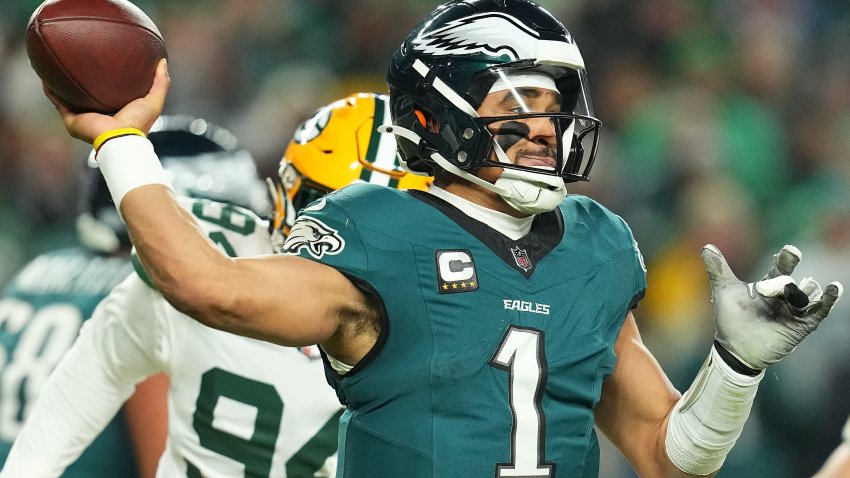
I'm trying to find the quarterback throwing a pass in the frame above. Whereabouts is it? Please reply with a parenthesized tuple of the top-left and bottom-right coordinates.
(43, 1, 842, 477)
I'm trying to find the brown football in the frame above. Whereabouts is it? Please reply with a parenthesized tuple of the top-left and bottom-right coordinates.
(26, 0, 167, 114)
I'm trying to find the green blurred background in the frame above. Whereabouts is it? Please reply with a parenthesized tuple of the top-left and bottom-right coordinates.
(1, 1, 849, 476)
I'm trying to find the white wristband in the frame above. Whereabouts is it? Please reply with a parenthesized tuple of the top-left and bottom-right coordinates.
(97, 135, 173, 219)
(665, 345, 764, 475)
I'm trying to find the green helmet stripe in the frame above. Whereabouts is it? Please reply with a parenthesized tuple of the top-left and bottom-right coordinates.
(360, 96, 386, 182)
(359, 96, 401, 188)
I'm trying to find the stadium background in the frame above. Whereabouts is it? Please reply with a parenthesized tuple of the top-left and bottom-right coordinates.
(0, 1, 848, 476)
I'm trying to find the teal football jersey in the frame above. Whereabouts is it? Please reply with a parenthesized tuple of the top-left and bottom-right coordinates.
(283, 184, 647, 478)
(0, 247, 135, 477)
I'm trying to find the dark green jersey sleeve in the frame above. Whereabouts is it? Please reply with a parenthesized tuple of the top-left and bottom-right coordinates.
(279, 193, 369, 278)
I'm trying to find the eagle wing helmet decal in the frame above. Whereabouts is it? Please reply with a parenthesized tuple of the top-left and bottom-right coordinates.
(280, 216, 346, 259)
(412, 12, 571, 60)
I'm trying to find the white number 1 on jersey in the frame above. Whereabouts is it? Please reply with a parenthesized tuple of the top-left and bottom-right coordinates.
(490, 326, 554, 477)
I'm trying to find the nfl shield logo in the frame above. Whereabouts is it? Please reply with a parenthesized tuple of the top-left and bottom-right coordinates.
(511, 246, 532, 272)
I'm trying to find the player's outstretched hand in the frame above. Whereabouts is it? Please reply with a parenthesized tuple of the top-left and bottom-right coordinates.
(702, 243, 843, 371)
(43, 58, 170, 144)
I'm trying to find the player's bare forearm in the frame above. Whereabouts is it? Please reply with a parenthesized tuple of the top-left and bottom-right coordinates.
(122, 185, 229, 317)
(122, 184, 368, 353)
(121, 186, 285, 336)
(125, 374, 168, 478)
(595, 313, 717, 478)
(43, 58, 359, 350)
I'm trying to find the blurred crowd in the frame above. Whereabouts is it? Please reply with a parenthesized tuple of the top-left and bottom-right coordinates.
(1, 1, 848, 477)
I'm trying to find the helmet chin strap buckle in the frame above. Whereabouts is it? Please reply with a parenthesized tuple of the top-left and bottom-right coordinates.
(381, 125, 564, 214)
(495, 168, 567, 215)
(491, 142, 566, 214)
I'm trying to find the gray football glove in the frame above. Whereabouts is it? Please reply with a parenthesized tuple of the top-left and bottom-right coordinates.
(702, 243, 843, 371)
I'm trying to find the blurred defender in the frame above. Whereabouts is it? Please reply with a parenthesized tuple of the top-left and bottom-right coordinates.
(1, 97, 430, 478)
(0, 145, 168, 477)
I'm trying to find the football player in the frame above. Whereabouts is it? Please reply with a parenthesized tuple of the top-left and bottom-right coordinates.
(0, 143, 168, 477)
(0, 98, 430, 478)
(42, 1, 843, 477)
(0, 184, 163, 477)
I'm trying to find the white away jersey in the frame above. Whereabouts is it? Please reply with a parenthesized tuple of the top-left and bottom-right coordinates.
(134, 198, 343, 477)
(153, 287, 341, 478)
(2, 198, 341, 478)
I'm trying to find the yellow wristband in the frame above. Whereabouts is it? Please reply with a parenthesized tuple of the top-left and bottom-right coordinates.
(93, 128, 146, 152)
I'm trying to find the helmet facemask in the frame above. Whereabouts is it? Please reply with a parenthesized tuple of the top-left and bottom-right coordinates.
(385, 62, 601, 215)
(385, 1, 603, 214)
(473, 66, 600, 214)
(471, 65, 600, 183)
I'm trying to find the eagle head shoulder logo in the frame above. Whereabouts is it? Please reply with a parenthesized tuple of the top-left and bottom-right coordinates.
(281, 216, 346, 259)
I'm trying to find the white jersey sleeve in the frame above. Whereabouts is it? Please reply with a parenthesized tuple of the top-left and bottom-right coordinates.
(0, 198, 273, 478)
(4, 198, 343, 478)
(137, 198, 343, 477)
(0, 273, 164, 478)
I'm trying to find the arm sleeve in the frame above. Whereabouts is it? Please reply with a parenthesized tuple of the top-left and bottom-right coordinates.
(0, 274, 165, 478)
(616, 214, 647, 308)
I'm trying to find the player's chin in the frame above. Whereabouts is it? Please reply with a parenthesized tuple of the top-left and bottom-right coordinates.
(516, 157, 556, 170)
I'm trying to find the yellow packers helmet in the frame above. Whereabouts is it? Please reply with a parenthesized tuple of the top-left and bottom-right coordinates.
(270, 92, 433, 239)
